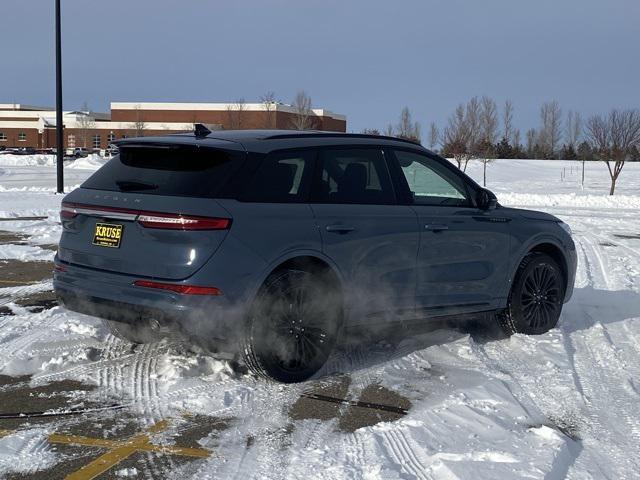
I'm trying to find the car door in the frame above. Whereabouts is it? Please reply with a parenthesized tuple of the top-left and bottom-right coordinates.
(310, 146, 419, 326)
(388, 148, 512, 316)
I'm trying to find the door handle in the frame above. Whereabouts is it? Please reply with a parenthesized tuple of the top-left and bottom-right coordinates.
(424, 224, 449, 232)
(326, 224, 355, 234)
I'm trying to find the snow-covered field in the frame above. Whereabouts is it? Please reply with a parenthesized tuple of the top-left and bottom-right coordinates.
(0, 155, 639, 479)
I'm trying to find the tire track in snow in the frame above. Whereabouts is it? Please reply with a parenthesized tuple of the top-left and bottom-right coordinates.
(559, 232, 640, 476)
(379, 429, 429, 480)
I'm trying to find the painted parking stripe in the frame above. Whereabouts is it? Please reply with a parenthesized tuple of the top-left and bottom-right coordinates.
(48, 418, 211, 480)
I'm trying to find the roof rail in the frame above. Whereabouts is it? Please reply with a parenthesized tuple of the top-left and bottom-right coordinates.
(263, 132, 422, 146)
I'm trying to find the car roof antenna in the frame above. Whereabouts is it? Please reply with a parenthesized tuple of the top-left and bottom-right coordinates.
(194, 123, 212, 139)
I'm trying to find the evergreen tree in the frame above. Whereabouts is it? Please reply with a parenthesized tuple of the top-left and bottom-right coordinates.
(577, 141, 594, 160)
(495, 137, 514, 159)
(560, 143, 577, 160)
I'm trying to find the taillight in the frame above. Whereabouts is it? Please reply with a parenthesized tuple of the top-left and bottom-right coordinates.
(133, 280, 222, 296)
(60, 203, 78, 219)
(59, 202, 230, 230)
(137, 214, 229, 230)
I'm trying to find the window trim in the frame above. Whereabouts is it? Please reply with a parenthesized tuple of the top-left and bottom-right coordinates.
(18, 132, 27, 142)
(0, 132, 7, 141)
(309, 145, 398, 206)
(386, 147, 478, 208)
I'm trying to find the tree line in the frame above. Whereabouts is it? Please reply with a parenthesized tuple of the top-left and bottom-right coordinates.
(364, 99, 640, 195)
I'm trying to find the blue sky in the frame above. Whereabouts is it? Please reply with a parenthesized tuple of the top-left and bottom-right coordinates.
(3, 0, 639, 136)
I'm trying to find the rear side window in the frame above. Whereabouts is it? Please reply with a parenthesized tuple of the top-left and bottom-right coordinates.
(240, 149, 316, 203)
(82, 146, 245, 198)
(315, 148, 395, 204)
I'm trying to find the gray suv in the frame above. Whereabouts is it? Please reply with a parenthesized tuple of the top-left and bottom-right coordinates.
(54, 129, 577, 383)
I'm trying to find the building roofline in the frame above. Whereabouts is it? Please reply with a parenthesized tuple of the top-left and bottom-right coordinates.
(110, 102, 346, 121)
(0, 103, 55, 111)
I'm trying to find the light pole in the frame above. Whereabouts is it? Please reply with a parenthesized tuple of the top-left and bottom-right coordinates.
(55, 0, 64, 193)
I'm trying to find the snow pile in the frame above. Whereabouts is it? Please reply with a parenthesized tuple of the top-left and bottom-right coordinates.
(0, 429, 59, 476)
(66, 154, 107, 170)
(0, 244, 55, 262)
(0, 154, 56, 167)
(499, 192, 640, 209)
(0, 154, 106, 171)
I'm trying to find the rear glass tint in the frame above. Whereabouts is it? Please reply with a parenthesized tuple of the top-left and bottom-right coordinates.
(82, 146, 245, 198)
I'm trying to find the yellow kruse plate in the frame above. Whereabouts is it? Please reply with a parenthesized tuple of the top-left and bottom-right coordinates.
(93, 223, 123, 248)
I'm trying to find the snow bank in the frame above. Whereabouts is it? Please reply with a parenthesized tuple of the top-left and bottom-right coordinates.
(0, 154, 106, 171)
(0, 154, 56, 167)
(498, 192, 640, 209)
(66, 155, 107, 170)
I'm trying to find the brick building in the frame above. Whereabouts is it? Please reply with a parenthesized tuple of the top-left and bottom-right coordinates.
(0, 102, 347, 151)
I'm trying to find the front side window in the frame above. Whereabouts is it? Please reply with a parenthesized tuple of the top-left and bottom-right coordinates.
(315, 148, 395, 204)
(18, 132, 27, 141)
(107, 132, 116, 143)
(0, 132, 7, 141)
(68, 134, 76, 148)
(93, 135, 101, 148)
(241, 150, 315, 202)
(393, 149, 471, 206)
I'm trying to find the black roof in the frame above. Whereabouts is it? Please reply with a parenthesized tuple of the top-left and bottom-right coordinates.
(115, 129, 429, 154)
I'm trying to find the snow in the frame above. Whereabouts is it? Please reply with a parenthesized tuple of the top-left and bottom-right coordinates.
(0, 156, 640, 478)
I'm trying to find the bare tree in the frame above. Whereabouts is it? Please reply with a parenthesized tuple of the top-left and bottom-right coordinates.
(525, 128, 537, 157)
(443, 104, 472, 170)
(585, 109, 640, 195)
(226, 98, 246, 129)
(566, 110, 582, 147)
(477, 96, 499, 186)
(260, 91, 277, 129)
(513, 129, 521, 151)
(77, 101, 96, 148)
(362, 128, 381, 135)
(539, 101, 563, 158)
(290, 91, 315, 130)
(383, 124, 394, 137)
(502, 99, 514, 144)
(396, 107, 420, 142)
(428, 122, 440, 150)
(131, 104, 146, 137)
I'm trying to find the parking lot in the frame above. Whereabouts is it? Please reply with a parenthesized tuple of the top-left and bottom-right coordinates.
(1, 162, 640, 478)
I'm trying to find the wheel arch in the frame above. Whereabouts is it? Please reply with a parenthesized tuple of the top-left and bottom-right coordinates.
(506, 239, 569, 299)
(250, 251, 345, 303)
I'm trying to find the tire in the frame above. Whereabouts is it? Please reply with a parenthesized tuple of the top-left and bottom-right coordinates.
(103, 319, 154, 344)
(498, 253, 565, 336)
(242, 268, 341, 383)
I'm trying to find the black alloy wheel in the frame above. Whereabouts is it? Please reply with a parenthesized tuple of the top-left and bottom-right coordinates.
(242, 268, 341, 383)
(499, 253, 565, 336)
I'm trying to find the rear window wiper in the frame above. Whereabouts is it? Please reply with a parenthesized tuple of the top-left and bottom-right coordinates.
(115, 180, 159, 192)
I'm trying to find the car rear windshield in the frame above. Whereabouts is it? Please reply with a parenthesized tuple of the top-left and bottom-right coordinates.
(81, 145, 245, 198)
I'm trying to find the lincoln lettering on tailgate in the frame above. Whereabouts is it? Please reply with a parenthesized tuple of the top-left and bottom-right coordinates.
(93, 223, 123, 248)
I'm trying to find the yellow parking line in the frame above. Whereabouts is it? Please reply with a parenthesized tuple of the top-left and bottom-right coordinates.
(48, 433, 122, 449)
(48, 419, 211, 480)
(65, 443, 141, 480)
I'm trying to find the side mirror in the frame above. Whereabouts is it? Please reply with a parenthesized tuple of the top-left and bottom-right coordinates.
(476, 188, 497, 210)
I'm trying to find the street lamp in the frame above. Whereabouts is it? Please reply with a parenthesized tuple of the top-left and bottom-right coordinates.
(55, 0, 64, 194)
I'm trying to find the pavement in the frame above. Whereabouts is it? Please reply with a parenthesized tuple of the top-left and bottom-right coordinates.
(0, 227, 417, 479)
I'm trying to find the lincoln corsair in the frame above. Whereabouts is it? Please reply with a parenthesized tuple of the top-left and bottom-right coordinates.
(54, 129, 577, 383)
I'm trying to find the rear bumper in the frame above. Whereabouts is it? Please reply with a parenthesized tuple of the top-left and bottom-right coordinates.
(53, 259, 246, 352)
